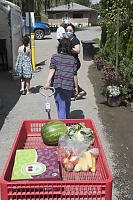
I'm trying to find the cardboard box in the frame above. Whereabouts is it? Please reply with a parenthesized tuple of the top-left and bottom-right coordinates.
(11, 148, 60, 181)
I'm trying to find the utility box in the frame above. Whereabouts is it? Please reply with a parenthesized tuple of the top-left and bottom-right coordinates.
(0, 0, 24, 71)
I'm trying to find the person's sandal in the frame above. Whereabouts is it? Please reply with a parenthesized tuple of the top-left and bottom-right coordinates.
(76, 91, 87, 100)
(19, 90, 24, 94)
(21, 90, 26, 95)
(71, 97, 76, 101)
(26, 90, 31, 95)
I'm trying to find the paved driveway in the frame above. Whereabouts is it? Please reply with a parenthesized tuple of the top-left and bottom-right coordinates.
(0, 27, 118, 199)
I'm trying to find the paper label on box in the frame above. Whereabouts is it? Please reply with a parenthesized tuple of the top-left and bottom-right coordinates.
(21, 162, 46, 176)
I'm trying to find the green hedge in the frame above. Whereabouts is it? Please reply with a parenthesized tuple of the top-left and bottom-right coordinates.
(97, 0, 133, 97)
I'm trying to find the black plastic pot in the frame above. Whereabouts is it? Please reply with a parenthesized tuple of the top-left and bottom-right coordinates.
(96, 65, 104, 70)
(107, 96, 121, 107)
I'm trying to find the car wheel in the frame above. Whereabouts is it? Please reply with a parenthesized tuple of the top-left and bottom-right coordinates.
(34, 29, 44, 40)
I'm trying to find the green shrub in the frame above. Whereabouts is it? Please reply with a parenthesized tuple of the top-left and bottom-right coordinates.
(98, 0, 133, 101)
(102, 23, 116, 65)
(118, 22, 132, 62)
(100, 24, 107, 48)
(119, 58, 133, 97)
(92, 38, 100, 44)
(126, 29, 133, 59)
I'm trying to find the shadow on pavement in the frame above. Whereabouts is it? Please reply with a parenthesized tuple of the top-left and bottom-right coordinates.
(70, 110, 85, 119)
(99, 101, 109, 106)
(36, 59, 47, 67)
(43, 37, 53, 40)
(35, 37, 52, 41)
(0, 71, 21, 130)
(30, 85, 43, 94)
(76, 97, 86, 101)
(34, 60, 47, 73)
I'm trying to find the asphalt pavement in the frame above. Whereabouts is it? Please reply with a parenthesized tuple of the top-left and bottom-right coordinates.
(0, 27, 119, 199)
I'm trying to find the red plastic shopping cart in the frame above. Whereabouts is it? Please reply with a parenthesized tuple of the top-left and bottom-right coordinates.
(0, 119, 113, 200)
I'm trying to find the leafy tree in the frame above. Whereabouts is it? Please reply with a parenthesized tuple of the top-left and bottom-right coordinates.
(74, 0, 91, 7)
(126, 29, 133, 60)
(9, 0, 93, 15)
(99, 0, 133, 63)
(8, 0, 18, 4)
(8, 0, 72, 15)
(91, 3, 100, 10)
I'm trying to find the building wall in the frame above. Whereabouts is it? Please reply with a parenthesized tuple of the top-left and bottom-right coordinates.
(69, 12, 88, 26)
(48, 11, 97, 26)
(0, 9, 13, 69)
(48, 18, 63, 26)
(88, 11, 97, 26)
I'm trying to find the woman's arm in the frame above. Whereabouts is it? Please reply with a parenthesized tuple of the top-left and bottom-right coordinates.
(44, 68, 55, 89)
(74, 75, 78, 95)
(72, 44, 80, 54)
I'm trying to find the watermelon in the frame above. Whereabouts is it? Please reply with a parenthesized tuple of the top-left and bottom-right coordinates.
(41, 121, 67, 145)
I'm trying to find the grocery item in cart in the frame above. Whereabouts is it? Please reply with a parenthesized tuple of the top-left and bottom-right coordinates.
(59, 134, 99, 172)
(74, 151, 96, 172)
(11, 148, 60, 181)
(41, 120, 67, 145)
(67, 123, 95, 146)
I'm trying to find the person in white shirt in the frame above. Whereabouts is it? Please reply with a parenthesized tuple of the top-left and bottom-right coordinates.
(56, 23, 66, 42)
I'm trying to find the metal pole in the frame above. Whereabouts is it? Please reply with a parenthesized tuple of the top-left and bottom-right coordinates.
(31, 33, 35, 71)
(48, 112, 51, 119)
(116, 8, 120, 78)
(29, 12, 31, 47)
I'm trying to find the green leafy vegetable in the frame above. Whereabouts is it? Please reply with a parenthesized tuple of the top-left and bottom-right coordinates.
(67, 123, 94, 145)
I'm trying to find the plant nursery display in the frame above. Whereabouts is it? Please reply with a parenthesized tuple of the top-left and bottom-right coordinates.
(96, 0, 133, 108)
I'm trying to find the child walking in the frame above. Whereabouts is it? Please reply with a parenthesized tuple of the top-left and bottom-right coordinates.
(15, 36, 33, 95)
(44, 38, 78, 119)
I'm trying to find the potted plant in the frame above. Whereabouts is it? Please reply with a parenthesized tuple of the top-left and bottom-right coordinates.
(103, 85, 121, 107)
(102, 65, 122, 106)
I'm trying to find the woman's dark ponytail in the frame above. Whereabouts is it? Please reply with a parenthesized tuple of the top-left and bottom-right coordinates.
(22, 36, 30, 52)
(24, 46, 26, 52)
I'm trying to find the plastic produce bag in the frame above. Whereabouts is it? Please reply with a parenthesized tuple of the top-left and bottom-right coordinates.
(58, 134, 89, 157)
(58, 134, 90, 172)
(88, 148, 99, 159)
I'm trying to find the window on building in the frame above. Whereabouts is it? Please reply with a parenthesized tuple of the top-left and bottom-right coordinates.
(53, 14, 56, 19)
(48, 14, 53, 19)
(52, 14, 61, 19)
(56, 14, 61, 19)
(73, 13, 83, 18)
